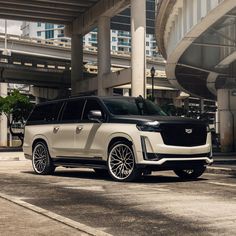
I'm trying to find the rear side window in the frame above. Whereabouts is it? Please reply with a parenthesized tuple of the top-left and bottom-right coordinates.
(27, 102, 63, 125)
(61, 99, 85, 122)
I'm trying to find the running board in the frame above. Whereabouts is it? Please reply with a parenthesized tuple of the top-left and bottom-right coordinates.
(52, 157, 107, 169)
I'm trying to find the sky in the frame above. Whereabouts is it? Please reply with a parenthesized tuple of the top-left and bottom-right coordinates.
(0, 19, 22, 35)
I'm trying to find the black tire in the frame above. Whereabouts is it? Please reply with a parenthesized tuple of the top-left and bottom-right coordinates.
(32, 142, 55, 175)
(174, 166, 206, 180)
(93, 169, 109, 177)
(107, 141, 141, 182)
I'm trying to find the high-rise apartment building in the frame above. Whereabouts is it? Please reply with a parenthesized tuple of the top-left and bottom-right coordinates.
(21, 22, 67, 41)
(21, 22, 159, 57)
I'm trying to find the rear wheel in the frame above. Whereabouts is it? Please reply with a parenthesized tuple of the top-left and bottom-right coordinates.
(107, 141, 141, 182)
(174, 166, 206, 180)
(32, 142, 55, 175)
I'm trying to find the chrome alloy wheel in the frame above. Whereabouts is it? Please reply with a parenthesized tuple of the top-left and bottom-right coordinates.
(108, 143, 135, 181)
(32, 143, 48, 174)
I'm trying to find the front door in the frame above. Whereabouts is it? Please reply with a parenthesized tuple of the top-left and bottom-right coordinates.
(74, 98, 106, 159)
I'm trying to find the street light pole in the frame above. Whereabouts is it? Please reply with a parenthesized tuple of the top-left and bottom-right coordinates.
(4, 20, 7, 51)
(2, 20, 11, 56)
(151, 67, 155, 101)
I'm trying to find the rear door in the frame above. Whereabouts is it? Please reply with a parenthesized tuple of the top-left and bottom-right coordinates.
(51, 98, 85, 157)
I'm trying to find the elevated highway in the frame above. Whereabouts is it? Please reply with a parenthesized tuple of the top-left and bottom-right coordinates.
(0, 33, 168, 89)
(156, 0, 236, 152)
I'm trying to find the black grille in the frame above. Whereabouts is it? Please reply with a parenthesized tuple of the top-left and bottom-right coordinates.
(160, 123, 207, 147)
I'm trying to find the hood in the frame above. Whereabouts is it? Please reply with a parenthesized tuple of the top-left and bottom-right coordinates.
(109, 115, 207, 125)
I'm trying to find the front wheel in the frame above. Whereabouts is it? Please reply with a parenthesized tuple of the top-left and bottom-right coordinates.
(174, 166, 206, 180)
(107, 141, 141, 182)
(32, 142, 55, 175)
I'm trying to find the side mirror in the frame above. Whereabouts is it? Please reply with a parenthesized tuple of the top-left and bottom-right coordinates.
(88, 110, 103, 123)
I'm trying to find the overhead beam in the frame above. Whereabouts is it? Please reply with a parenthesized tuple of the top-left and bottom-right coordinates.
(0, 0, 87, 13)
(192, 42, 236, 49)
(0, 14, 71, 25)
(72, 0, 130, 35)
(33, 0, 98, 7)
(0, 8, 75, 21)
(0, 4, 83, 17)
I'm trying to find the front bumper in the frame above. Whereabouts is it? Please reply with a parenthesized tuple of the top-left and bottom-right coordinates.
(137, 157, 213, 171)
(137, 133, 213, 170)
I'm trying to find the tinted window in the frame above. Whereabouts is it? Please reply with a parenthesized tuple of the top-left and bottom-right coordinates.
(27, 102, 63, 124)
(83, 99, 104, 120)
(103, 98, 167, 116)
(61, 99, 85, 122)
(103, 98, 139, 115)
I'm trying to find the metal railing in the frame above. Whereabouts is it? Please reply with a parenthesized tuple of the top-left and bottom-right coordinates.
(0, 33, 165, 63)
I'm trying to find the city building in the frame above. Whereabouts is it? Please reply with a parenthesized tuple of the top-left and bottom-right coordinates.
(21, 22, 159, 57)
(21, 22, 67, 42)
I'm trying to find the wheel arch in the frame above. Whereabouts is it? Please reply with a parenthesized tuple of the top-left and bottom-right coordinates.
(106, 133, 137, 161)
(32, 135, 50, 151)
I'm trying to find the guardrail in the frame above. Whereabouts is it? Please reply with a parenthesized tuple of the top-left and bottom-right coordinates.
(0, 33, 165, 63)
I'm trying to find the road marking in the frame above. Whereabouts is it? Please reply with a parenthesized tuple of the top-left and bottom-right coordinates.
(0, 193, 111, 236)
(208, 181, 236, 187)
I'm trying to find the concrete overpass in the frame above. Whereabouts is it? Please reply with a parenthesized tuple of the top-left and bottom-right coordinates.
(0, 0, 164, 146)
(0, 33, 168, 90)
(0, 0, 157, 96)
(156, 0, 236, 152)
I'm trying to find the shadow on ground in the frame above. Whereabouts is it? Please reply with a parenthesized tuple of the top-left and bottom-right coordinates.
(22, 168, 207, 184)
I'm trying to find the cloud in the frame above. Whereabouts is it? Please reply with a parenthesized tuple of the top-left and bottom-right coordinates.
(0, 19, 22, 35)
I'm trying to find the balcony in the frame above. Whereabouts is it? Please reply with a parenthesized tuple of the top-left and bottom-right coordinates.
(117, 41, 130, 47)
(89, 38, 97, 43)
(118, 32, 131, 38)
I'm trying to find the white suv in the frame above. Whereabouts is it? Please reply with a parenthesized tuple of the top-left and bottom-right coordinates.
(23, 96, 213, 182)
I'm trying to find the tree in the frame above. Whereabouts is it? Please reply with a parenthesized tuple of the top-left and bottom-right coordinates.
(0, 90, 33, 146)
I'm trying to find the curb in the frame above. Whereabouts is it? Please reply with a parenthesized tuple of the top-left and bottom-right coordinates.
(0, 193, 111, 236)
(0, 157, 20, 161)
(0, 148, 23, 153)
(213, 153, 236, 157)
(206, 166, 236, 175)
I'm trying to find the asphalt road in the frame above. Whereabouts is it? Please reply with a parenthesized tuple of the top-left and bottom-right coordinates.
(0, 160, 236, 236)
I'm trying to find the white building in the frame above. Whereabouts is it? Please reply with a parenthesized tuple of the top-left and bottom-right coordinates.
(21, 22, 66, 41)
(21, 22, 159, 57)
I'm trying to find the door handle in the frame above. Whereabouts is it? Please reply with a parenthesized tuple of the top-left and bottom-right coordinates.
(53, 127, 60, 133)
(76, 126, 83, 133)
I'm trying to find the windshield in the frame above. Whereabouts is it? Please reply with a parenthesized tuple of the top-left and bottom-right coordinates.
(102, 97, 167, 116)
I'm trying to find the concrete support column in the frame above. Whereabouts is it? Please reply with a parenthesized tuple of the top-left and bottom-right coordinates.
(71, 33, 83, 96)
(35, 97, 43, 104)
(200, 99, 205, 114)
(0, 83, 8, 147)
(123, 88, 130, 97)
(131, 0, 146, 97)
(217, 89, 235, 152)
(98, 16, 111, 96)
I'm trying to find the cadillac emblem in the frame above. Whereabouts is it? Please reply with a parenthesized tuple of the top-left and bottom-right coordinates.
(185, 128, 193, 134)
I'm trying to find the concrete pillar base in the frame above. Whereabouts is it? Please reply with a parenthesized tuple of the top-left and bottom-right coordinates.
(217, 89, 236, 153)
(71, 33, 83, 96)
(98, 16, 111, 96)
(131, 0, 146, 97)
(123, 88, 130, 97)
(0, 83, 8, 147)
